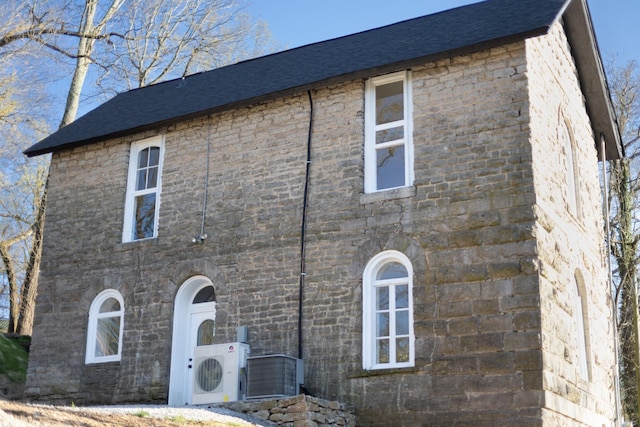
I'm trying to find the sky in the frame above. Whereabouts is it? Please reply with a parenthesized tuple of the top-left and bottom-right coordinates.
(248, 0, 639, 65)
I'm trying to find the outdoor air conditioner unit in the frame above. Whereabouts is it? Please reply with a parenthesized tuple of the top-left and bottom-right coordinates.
(191, 342, 250, 404)
(246, 354, 304, 399)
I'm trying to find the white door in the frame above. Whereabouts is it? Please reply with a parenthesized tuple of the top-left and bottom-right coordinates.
(187, 310, 218, 404)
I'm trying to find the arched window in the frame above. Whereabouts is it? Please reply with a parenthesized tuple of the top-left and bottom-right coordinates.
(574, 271, 591, 380)
(559, 122, 579, 216)
(86, 289, 125, 364)
(363, 251, 414, 370)
(123, 136, 165, 242)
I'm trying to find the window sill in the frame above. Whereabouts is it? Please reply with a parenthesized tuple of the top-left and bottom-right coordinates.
(360, 186, 416, 204)
(351, 365, 419, 378)
(114, 237, 159, 252)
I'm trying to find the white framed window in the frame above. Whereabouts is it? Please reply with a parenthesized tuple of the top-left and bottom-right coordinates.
(123, 136, 165, 242)
(86, 289, 124, 364)
(364, 71, 414, 193)
(363, 250, 415, 370)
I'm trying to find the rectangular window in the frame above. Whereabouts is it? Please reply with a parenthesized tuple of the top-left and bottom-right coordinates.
(123, 136, 164, 242)
(364, 71, 413, 193)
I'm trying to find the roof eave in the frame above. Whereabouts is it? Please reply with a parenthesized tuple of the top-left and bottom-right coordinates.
(24, 29, 549, 158)
(563, 0, 623, 160)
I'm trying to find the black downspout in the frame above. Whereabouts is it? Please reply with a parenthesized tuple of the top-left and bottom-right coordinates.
(298, 91, 313, 360)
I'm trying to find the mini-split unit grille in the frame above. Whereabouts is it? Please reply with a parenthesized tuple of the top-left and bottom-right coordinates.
(246, 354, 304, 399)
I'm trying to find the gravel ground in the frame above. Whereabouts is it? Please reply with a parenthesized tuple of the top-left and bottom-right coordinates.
(77, 404, 271, 425)
(0, 400, 274, 427)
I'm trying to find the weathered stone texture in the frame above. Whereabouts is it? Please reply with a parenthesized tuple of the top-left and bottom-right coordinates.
(25, 20, 615, 427)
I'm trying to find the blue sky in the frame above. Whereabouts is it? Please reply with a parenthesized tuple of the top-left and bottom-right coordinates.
(248, 0, 639, 65)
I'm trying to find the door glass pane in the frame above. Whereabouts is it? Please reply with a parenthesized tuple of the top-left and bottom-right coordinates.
(376, 126, 404, 144)
(376, 145, 405, 190)
(99, 298, 120, 313)
(134, 193, 156, 239)
(197, 319, 215, 346)
(376, 287, 389, 310)
(193, 286, 216, 304)
(396, 337, 410, 363)
(376, 81, 404, 125)
(396, 310, 409, 335)
(377, 263, 407, 281)
(376, 339, 389, 364)
(95, 316, 120, 356)
(376, 312, 389, 337)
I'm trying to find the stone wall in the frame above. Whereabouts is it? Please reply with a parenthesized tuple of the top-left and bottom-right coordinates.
(527, 21, 617, 426)
(223, 394, 355, 427)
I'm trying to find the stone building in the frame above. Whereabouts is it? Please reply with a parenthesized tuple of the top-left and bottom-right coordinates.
(24, 0, 623, 425)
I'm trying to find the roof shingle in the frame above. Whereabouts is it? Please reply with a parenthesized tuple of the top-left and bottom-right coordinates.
(25, 0, 572, 156)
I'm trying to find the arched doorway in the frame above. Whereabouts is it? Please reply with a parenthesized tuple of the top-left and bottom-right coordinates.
(168, 275, 216, 405)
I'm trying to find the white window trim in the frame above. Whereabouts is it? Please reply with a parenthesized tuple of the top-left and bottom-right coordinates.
(86, 289, 125, 364)
(362, 250, 415, 370)
(122, 135, 165, 243)
(364, 71, 414, 194)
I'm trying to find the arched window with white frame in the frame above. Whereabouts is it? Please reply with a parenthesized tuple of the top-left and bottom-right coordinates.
(573, 270, 591, 381)
(559, 121, 579, 217)
(363, 250, 415, 370)
(86, 289, 125, 364)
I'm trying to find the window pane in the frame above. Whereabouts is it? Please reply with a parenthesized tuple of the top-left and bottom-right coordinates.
(138, 148, 149, 168)
(396, 337, 410, 363)
(376, 81, 404, 125)
(193, 286, 216, 304)
(376, 339, 390, 364)
(148, 147, 160, 167)
(376, 145, 405, 190)
(147, 166, 158, 188)
(197, 319, 215, 346)
(99, 298, 121, 313)
(95, 316, 120, 357)
(376, 312, 389, 337)
(376, 126, 404, 144)
(396, 285, 409, 309)
(377, 263, 408, 281)
(134, 194, 156, 239)
(136, 169, 147, 191)
(376, 287, 389, 310)
(396, 310, 409, 335)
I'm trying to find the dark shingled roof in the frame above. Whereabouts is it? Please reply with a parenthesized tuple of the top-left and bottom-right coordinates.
(24, 0, 621, 159)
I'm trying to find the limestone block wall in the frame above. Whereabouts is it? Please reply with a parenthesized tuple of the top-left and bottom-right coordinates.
(526, 21, 616, 426)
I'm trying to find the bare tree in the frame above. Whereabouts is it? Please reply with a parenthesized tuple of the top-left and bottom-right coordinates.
(607, 58, 640, 425)
(0, 0, 276, 335)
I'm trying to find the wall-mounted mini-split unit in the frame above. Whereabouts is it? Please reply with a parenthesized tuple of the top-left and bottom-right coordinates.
(246, 354, 304, 399)
(191, 342, 250, 404)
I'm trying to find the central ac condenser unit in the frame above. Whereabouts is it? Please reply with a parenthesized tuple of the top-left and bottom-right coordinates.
(246, 354, 304, 399)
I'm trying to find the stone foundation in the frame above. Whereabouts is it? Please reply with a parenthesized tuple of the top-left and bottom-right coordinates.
(221, 395, 355, 427)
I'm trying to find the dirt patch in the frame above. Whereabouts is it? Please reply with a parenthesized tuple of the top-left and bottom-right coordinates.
(0, 400, 255, 426)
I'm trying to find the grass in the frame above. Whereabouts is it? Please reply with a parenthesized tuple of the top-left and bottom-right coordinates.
(134, 410, 150, 418)
(0, 334, 29, 383)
